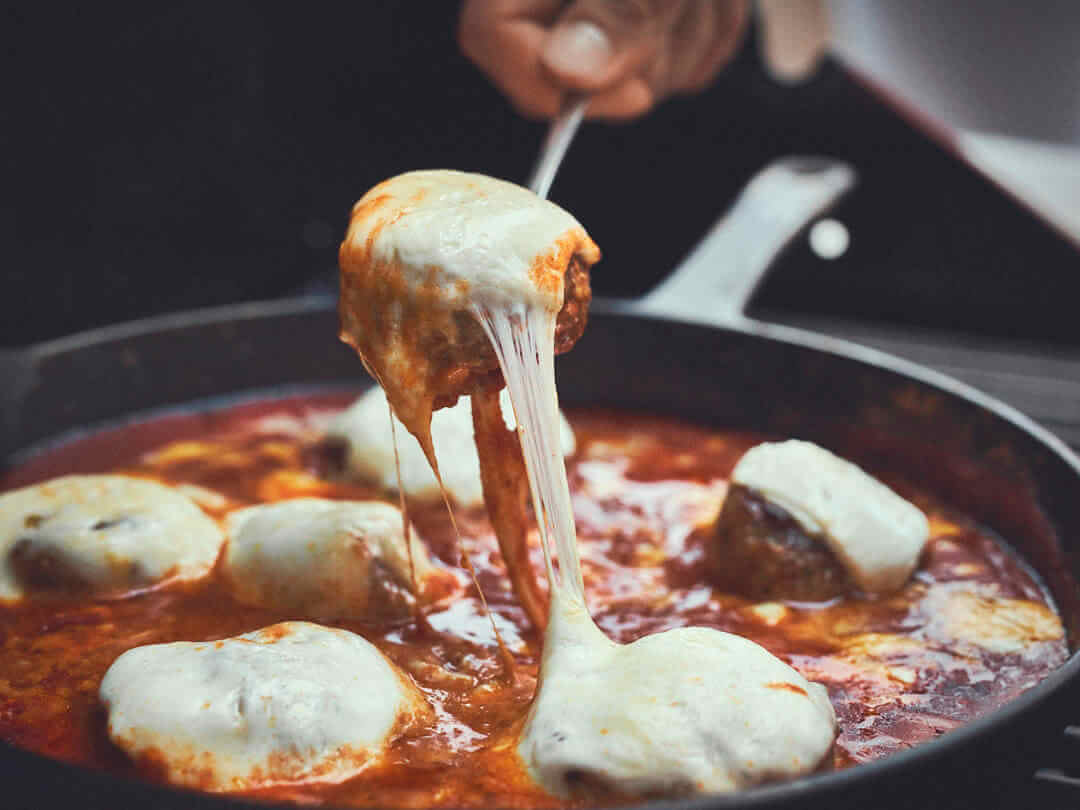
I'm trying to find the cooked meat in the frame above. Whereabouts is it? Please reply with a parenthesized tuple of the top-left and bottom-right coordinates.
(554, 254, 592, 355)
(418, 253, 593, 410)
(707, 484, 854, 601)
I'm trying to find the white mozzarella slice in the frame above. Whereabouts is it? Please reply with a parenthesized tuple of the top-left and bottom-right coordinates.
(342, 170, 597, 313)
(732, 440, 930, 593)
(100, 621, 430, 791)
(326, 386, 575, 507)
(518, 599, 837, 797)
(224, 498, 447, 620)
(0, 474, 223, 602)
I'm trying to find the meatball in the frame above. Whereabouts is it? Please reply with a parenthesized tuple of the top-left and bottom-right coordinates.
(1, 475, 223, 603)
(709, 441, 930, 600)
(337, 170, 600, 451)
(707, 484, 853, 602)
(413, 252, 593, 409)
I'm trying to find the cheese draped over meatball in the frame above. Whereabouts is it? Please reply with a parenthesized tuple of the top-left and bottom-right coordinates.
(0, 475, 223, 602)
(518, 599, 837, 796)
(223, 498, 454, 620)
(338, 170, 599, 464)
(326, 386, 576, 507)
(100, 622, 430, 791)
(730, 440, 930, 593)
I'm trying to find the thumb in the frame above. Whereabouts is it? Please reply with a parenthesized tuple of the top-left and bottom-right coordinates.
(540, 0, 683, 90)
(757, 0, 828, 83)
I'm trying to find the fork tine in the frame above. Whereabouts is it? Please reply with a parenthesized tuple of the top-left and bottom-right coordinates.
(527, 94, 588, 200)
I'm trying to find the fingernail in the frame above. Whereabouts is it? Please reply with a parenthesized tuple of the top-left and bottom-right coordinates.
(543, 21, 613, 77)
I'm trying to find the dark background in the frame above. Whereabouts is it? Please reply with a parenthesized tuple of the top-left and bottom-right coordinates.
(4, 3, 1080, 348)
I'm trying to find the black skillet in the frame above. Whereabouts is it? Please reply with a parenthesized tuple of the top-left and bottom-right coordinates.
(1, 160, 1078, 810)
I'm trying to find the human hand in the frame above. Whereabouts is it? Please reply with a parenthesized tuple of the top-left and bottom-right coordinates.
(459, 0, 827, 120)
(459, 0, 749, 120)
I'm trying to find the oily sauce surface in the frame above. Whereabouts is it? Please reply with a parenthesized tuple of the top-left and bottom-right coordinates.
(0, 392, 1069, 807)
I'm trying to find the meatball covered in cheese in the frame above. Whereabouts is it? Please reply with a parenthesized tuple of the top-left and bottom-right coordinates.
(708, 441, 930, 600)
(338, 170, 599, 453)
(100, 622, 430, 791)
(0, 475, 223, 602)
(223, 498, 455, 621)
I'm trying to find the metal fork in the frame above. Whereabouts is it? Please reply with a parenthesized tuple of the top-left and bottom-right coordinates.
(527, 94, 588, 200)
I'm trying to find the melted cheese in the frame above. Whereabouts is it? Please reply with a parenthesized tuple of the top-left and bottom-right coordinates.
(732, 440, 930, 593)
(934, 589, 1064, 654)
(99, 621, 429, 791)
(520, 600, 836, 796)
(223, 498, 450, 620)
(0, 474, 223, 602)
(327, 386, 575, 507)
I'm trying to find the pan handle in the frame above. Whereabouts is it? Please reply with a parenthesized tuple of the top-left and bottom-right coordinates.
(636, 156, 856, 327)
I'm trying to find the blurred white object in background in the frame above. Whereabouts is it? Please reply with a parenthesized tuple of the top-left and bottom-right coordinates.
(828, 0, 1080, 142)
(955, 132, 1080, 244)
(828, 0, 1080, 243)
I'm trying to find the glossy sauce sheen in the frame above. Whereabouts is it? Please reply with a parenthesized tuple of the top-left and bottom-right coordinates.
(0, 392, 1069, 807)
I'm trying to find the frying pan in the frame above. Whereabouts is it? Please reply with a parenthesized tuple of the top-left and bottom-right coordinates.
(1, 160, 1078, 810)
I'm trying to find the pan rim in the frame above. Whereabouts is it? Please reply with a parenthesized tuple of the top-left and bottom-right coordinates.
(13, 293, 1080, 481)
